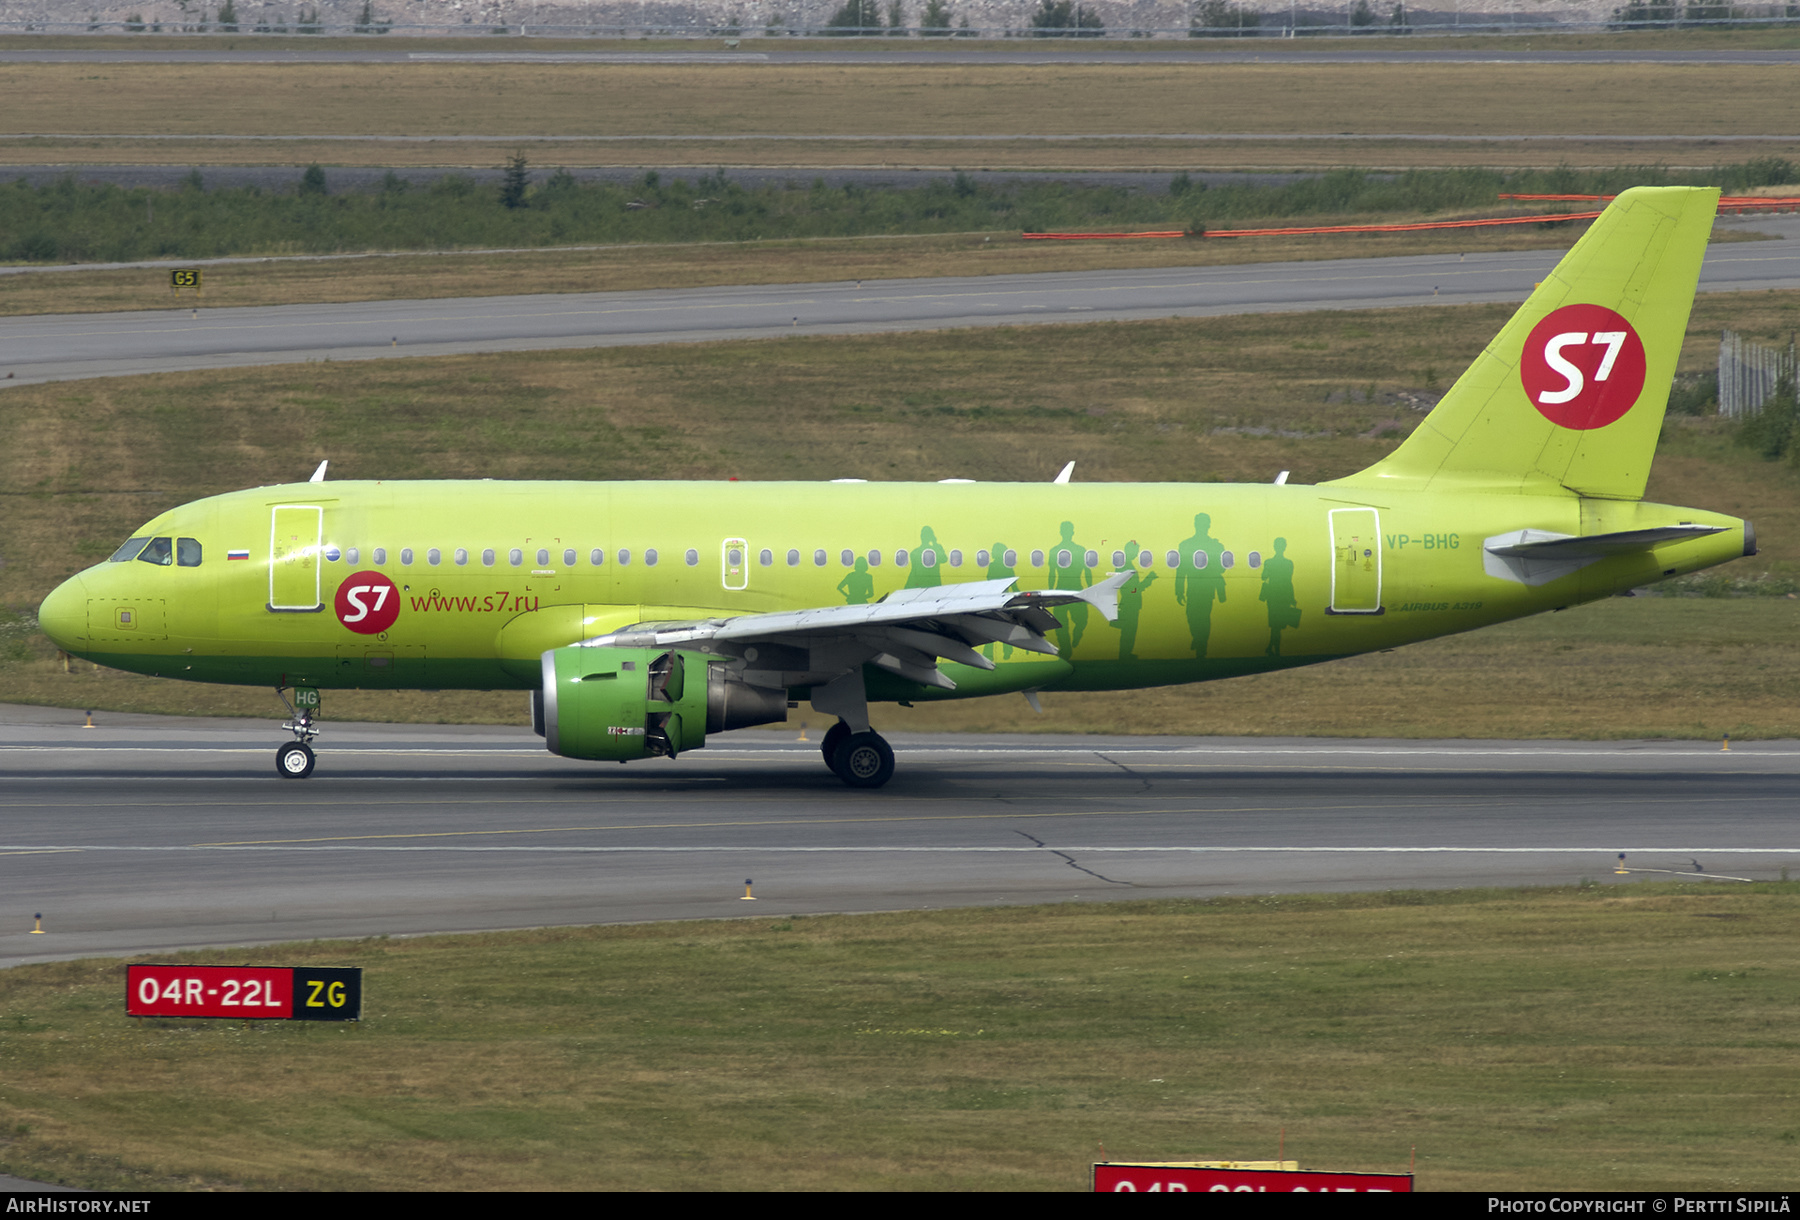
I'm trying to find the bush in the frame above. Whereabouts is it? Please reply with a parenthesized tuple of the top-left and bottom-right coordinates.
(1736, 376, 1798, 461)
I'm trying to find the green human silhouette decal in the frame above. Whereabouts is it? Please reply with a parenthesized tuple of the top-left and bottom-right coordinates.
(837, 557, 874, 606)
(1113, 541, 1158, 662)
(1044, 521, 1093, 655)
(1259, 537, 1300, 657)
(1173, 512, 1227, 658)
(904, 526, 948, 589)
(984, 542, 1016, 659)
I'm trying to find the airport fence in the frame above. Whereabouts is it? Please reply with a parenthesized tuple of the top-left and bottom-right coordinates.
(1719, 330, 1798, 419)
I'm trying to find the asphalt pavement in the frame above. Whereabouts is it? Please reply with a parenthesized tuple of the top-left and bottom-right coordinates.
(2, 216, 1795, 385)
(3, 703, 1796, 968)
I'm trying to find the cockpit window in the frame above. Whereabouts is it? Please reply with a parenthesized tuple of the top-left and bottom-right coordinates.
(176, 538, 202, 567)
(109, 537, 150, 562)
(137, 537, 174, 566)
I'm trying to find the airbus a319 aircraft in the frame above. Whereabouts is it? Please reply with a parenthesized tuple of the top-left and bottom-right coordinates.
(36, 187, 1753, 788)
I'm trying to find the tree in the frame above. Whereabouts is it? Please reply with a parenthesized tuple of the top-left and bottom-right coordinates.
(500, 152, 529, 209)
(299, 164, 327, 196)
(216, 0, 238, 30)
(825, 0, 882, 32)
(1389, 1, 1411, 30)
(354, 1, 392, 32)
(1030, 0, 1104, 36)
(1189, 0, 1258, 35)
(921, 0, 953, 32)
(1350, 0, 1377, 26)
(886, 0, 906, 33)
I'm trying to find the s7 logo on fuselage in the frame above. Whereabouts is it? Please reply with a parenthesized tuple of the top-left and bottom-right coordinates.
(333, 572, 401, 634)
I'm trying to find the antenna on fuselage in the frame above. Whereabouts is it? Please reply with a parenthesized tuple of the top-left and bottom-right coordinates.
(1052, 461, 1075, 485)
(309, 460, 328, 484)
(1273, 470, 1289, 485)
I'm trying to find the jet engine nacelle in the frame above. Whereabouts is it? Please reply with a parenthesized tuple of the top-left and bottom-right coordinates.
(539, 645, 789, 762)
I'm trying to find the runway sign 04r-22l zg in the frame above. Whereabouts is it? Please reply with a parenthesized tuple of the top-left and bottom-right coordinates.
(126, 965, 362, 1021)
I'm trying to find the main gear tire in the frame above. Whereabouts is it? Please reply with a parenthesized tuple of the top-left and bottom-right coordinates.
(821, 720, 851, 774)
(831, 732, 894, 789)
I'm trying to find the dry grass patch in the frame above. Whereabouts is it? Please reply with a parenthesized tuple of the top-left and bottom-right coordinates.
(0, 224, 1638, 317)
(1, 63, 1797, 145)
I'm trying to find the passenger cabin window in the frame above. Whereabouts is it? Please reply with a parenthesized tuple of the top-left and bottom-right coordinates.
(427, 548, 441, 566)
(1030, 550, 1044, 568)
(920, 550, 936, 568)
(895, 549, 909, 567)
(618, 549, 631, 566)
(645, 549, 659, 566)
(373, 548, 387, 565)
(591, 549, 605, 566)
(482, 549, 496, 567)
(401, 548, 414, 566)
(949, 549, 962, 567)
(787, 549, 800, 567)
(814, 550, 827, 567)
(1084, 550, 1098, 567)
(509, 549, 523, 566)
(137, 537, 174, 566)
(537, 549, 550, 566)
(346, 547, 359, 565)
(454, 548, 468, 566)
(176, 538, 203, 567)
(976, 549, 990, 567)
(1004, 549, 1018, 568)
(564, 549, 576, 567)
(109, 537, 150, 563)
(685, 549, 699, 566)
(759, 549, 773, 567)
(840, 549, 853, 567)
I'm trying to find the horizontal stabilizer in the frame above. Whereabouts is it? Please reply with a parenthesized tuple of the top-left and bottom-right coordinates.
(1482, 523, 1728, 587)
(1485, 524, 1726, 559)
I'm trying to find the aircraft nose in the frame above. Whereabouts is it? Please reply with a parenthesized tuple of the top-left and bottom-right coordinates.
(37, 573, 89, 651)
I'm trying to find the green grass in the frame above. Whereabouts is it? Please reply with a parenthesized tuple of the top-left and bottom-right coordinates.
(3, 889, 1798, 1190)
(11, 165, 1792, 265)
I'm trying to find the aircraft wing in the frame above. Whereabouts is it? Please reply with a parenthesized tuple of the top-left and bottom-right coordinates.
(587, 572, 1128, 691)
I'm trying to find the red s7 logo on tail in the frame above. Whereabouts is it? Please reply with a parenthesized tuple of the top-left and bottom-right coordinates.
(334, 572, 401, 635)
(1520, 304, 1646, 430)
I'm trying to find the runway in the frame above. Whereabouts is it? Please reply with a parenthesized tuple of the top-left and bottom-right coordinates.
(4, 218, 1798, 385)
(3, 704, 1796, 966)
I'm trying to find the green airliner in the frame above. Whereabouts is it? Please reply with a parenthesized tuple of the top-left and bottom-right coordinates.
(36, 187, 1753, 788)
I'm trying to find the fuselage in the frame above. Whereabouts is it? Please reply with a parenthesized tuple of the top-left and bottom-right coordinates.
(36, 478, 1750, 703)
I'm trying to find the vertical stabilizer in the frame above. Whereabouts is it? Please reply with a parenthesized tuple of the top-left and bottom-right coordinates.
(1330, 186, 1719, 500)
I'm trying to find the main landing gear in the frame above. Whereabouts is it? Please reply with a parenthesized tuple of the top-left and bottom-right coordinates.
(275, 685, 320, 779)
(821, 719, 895, 789)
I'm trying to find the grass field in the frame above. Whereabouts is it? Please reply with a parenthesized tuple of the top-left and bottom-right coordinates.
(0, 223, 1647, 317)
(3, 288, 1797, 737)
(4, 61, 1800, 170)
(2, 889, 1798, 1191)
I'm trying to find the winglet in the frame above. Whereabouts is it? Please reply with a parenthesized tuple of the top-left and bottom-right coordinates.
(308, 460, 329, 484)
(1052, 461, 1075, 485)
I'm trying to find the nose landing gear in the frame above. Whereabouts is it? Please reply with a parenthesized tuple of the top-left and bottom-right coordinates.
(275, 685, 321, 779)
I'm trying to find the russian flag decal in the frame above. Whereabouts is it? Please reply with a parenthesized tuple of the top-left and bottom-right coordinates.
(228, 549, 251, 561)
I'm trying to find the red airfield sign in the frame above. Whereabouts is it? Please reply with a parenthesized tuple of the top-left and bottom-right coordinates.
(1094, 1164, 1413, 1192)
(127, 964, 361, 1021)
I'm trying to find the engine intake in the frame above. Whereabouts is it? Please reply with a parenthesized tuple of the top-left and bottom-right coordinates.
(540, 645, 788, 762)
